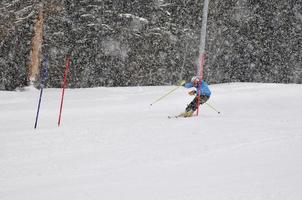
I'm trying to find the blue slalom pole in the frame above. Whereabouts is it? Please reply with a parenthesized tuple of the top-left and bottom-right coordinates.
(34, 56, 48, 129)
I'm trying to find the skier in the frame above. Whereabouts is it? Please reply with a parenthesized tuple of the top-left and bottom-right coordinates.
(181, 76, 211, 117)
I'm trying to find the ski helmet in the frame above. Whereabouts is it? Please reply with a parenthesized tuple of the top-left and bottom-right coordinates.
(191, 76, 201, 83)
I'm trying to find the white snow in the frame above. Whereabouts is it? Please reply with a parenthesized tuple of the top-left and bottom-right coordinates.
(53, 32, 65, 36)
(14, 5, 33, 16)
(101, 24, 114, 31)
(14, 10, 35, 24)
(1, 83, 302, 200)
(80, 14, 95, 18)
(119, 13, 149, 23)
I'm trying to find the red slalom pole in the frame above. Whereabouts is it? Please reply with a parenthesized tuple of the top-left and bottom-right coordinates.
(196, 54, 205, 116)
(58, 56, 71, 126)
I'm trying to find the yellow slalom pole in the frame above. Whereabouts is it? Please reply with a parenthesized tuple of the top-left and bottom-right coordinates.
(205, 102, 221, 114)
(150, 80, 186, 106)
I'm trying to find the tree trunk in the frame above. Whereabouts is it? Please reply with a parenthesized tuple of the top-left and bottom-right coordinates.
(29, 5, 44, 84)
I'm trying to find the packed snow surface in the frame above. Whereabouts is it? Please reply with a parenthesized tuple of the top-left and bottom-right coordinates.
(1, 83, 302, 200)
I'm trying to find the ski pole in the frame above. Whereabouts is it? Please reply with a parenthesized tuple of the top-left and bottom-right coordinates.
(205, 102, 220, 114)
(150, 80, 186, 106)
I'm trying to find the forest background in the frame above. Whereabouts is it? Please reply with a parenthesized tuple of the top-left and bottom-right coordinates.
(0, 0, 301, 90)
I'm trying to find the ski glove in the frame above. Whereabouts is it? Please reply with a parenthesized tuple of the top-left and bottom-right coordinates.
(188, 90, 196, 96)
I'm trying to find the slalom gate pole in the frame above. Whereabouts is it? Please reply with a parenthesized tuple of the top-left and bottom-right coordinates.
(196, 0, 210, 116)
(58, 56, 71, 127)
(205, 102, 220, 114)
(34, 56, 49, 129)
(150, 80, 186, 106)
(196, 54, 205, 116)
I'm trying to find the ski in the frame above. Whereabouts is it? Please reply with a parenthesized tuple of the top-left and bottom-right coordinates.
(168, 111, 196, 119)
(168, 115, 182, 119)
(168, 113, 187, 119)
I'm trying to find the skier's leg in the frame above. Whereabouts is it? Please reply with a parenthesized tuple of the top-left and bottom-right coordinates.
(181, 96, 210, 117)
(199, 95, 210, 105)
(186, 97, 198, 112)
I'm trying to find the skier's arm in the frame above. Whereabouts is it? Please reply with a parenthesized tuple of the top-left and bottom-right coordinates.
(184, 82, 193, 88)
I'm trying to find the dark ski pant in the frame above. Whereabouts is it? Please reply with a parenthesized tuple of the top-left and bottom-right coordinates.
(186, 95, 210, 112)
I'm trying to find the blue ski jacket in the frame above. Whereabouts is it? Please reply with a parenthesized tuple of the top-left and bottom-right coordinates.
(184, 80, 211, 97)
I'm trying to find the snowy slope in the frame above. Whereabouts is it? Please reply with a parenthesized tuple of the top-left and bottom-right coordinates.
(1, 83, 302, 200)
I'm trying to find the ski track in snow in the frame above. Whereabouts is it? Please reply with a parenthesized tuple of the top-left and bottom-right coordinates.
(0, 83, 302, 200)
